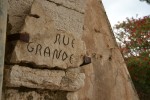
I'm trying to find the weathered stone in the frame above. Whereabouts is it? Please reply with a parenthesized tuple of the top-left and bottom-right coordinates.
(5, 0, 140, 100)
(61, 68, 85, 91)
(4, 88, 67, 100)
(46, 0, 86, 14)
(9, 0, 86, 69)
(8, 0, 34, 33)
(5, 65, 85, 91)
(29, 0, 86, 35)
(4, 88, 80, 100)
(76, 64, 95, 100)
(8, 0, 86, 34)
(76, 0, 139, 100)
(67, 92, 78, 100)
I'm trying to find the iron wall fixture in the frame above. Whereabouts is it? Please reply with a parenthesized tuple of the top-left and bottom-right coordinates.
(80, 56, 91, 66)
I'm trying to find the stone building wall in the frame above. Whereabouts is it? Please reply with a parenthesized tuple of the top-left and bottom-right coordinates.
(3, 0, 139, 100)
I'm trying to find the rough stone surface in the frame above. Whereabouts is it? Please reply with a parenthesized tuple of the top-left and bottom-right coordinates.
(76, 0, 139, 100)
(30, 0, 86, 35)
(8, 0, 86, 34)
(8, 0, 34, 33)
(67, 92, 78, 100)
(5, 0, 140, 100)
(46, 0, 86, 14)
(4, 88, 67, 100)
(76, 64, 95, 100)
(9, 0, 86, 69)
(5, 65, 85, 91)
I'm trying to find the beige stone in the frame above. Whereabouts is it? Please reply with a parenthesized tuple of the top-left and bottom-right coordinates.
(8, 0, 34, 33)
(5, 0, 140, 100)
(67, 92, 78, 100)
(77, 0, 139, 100)
(61, 68, 85, 91)
(46, 0, 86, 14)
(4, 89, 80, 100)
(76, 64, 95, 100)
(4, 89, 67, 100)
(8, 0, 86, 34)
(29, 0, 86, 35)
(10, 0, 86, 69)
(5, 65, 85, 91)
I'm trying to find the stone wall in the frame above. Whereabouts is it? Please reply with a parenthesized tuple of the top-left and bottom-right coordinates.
(3, 0, 139, 100)
(77, 0, 139, 100)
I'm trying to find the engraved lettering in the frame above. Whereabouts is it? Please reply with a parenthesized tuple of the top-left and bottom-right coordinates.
(35, 44, 42, 56)
(58, 50, 62, 59)
(27, 42, 34, 52)
(63, 35, 69, 45)
(72, 39, 75, 48)
(69, 54, 74, 64)
(44, 47, 50, 57)
(62, 52, 68, 61)
(53, 49, 62, 59)
(54, 34, 60, 44)
(25, 33, 77, 65)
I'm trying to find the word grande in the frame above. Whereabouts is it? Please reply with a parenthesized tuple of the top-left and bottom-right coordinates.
(26, 34, 76, 64)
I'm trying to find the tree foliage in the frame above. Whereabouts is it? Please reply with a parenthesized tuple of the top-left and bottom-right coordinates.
(114, 15, 150, 99)
(140, 0, 150, 4)
(114, 16, 150, 57)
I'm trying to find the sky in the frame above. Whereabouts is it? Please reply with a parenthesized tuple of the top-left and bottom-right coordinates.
(102, 0, 150, 27)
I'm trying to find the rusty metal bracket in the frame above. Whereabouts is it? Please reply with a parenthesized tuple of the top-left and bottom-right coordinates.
(80, 56, 91, 66)
(7, 33, 30, 43)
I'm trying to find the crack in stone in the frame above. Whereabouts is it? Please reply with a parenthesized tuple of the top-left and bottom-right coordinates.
(46, 0, 84, 14)
(28, 14, 40, 18)
(114, 68, 119, 87)
(5, 61, 67, 71)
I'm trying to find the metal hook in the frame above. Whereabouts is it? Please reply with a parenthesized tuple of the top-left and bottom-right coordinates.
(80, 56, 91, 66)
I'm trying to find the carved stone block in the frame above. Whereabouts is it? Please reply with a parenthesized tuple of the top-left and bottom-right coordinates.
(5, 65, 85, 91)
(9, 0, 86, 69)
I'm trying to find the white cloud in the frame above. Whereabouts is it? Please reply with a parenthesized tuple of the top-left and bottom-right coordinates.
(102, 0, 150, 27)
